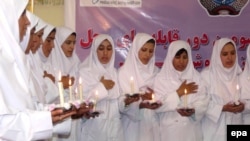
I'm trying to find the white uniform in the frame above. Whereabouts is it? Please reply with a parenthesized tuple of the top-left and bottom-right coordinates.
(50, 26, 81, 141)
(78, 34, 124, 141)
(154, 40, 209, 141)
(0, 0, 53, 140)
(239, 44, 250, 124)
(118, 33, 160, 141)
(201, 38, 243, 141)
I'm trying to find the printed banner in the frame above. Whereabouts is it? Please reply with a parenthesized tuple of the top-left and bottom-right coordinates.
(80, 0, 142, 7)
(75, 0, 250, 71)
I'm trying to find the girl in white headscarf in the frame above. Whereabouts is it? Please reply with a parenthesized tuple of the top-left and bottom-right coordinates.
(239, 44, 250, 124)
(34, 23, 59, 104)
(154, 40, 209, 141)
(0, 1, 76, 140)
(201, 38, 244, 141)
(118, 33, 161, 141)
(49, 26, 81, 141)
(51, 26, 80, 81)
(78, 34, 124, 141)
(0, 0, 51, 140)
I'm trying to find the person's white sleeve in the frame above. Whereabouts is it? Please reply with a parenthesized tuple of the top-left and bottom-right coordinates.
(205, 98, 223, 123)
(53, 118, 72, 135)
(44, 77, 59, 104)
(0, 111, 53, 141)
(86, 82, 108, 101)
(118, 94, 141, 121)
(156, 91, 180, 113)
(242, 100, 250, 114)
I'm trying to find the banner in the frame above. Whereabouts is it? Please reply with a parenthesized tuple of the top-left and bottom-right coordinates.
(75, 0, 250, 71)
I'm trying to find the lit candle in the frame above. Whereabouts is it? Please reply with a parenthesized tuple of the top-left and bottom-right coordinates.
(130, 76, 134, 94)
(184, 89, 187, 109)
(58, 71, 64, 107)
(235, 84, 240, 105)
(93, 90, 99, 111)
(151, 93, 155, 103)
(69, 79, 72, 102)
(79, 77, 83, 102)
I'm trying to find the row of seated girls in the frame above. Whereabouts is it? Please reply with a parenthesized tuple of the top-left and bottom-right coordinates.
(0, 1, 250, 141)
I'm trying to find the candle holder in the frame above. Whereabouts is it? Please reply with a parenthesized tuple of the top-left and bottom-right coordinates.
(178, 107, 195, 113)
(85, 100, 104, 118)
(150, 100, 162, 106)
(53, 103, 76, 114)
(125, 93, 140, 98)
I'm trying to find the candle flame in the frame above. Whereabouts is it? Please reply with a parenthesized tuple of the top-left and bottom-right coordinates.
(69, 79, 72, 86)
(79, 77, 82, 84)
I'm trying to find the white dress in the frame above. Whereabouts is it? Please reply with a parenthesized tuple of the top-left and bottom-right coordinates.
(154, 40, 209, 141)
(118, 33, 160, 141)
(239, 44, 250, 124)
(78, 34, 124, 141)
(201, 38, 243, 141)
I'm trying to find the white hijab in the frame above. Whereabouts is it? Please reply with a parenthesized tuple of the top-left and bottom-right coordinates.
(36, 23, 55, 68)
(239, 44, 250, 99)
(154, 40, 202, 102)
(79, 34, 119, 99)
(118, 33, 158, 94)
(51, 26, 80, 77)
(204, 38, 242, 102)
(20, 11, 39, 52)
(0, 0, 29, 81)
(0, 0, 34, 111)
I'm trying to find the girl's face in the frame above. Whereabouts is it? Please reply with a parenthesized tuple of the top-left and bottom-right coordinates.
(42, 31, 56, 57)
(138, 42, 155, 65)
(220, 43, 236, 68)
(18, 10, 30, 42)
(31, 29, 44, 54)
(97, 39, 113, 64)
(61, 34, 76, 57)
(172, 51, 188, 72)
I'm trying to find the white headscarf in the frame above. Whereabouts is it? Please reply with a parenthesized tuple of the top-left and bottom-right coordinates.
(79, 34, 119, 99)
(0, 0, 34, 111)
(204, 38, 242, 103)
(118, 33, 158, 94)
(154, 40, 203, 102)
(20, 11, 39, 51)
(0, 0, 29, 81)
(239, 44, 250, 99)
(51, 26, 80, 77)
(36, 23, 55, 64)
